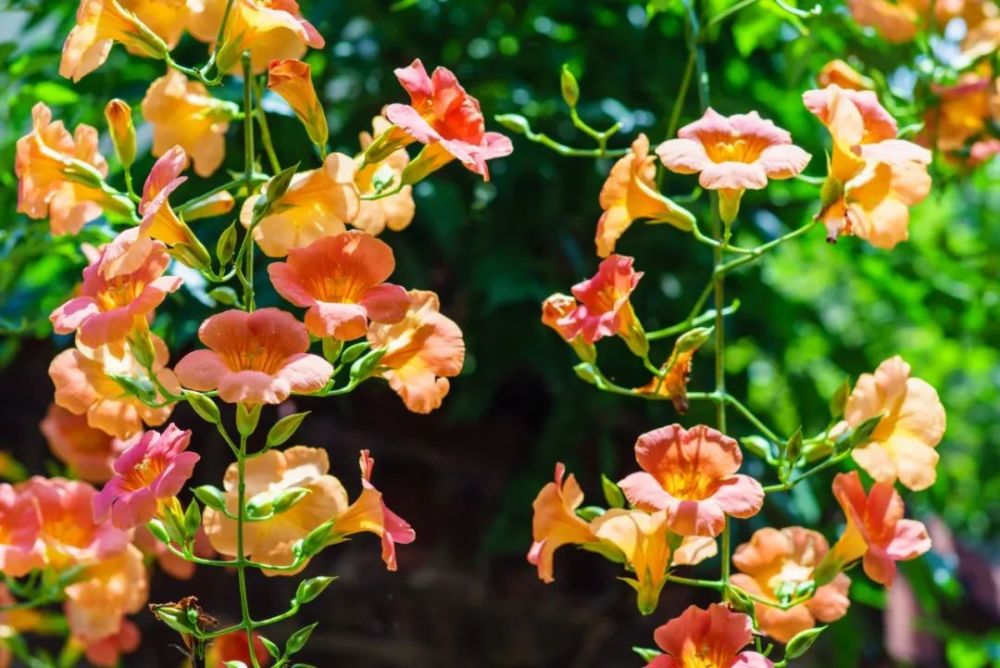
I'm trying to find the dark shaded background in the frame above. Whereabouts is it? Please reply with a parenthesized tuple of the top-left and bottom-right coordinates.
(1, 0, 998, 666)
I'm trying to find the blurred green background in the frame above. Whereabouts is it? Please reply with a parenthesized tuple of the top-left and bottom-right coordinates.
(1, 0, 998, 666)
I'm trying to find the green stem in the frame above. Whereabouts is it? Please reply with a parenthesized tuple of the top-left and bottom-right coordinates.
(704, 0, 761, 31)
(200, 0, 237, 81)
(665, 573, 723, 590)
(253, 77, 282, 174)
(236, 430, 262, 668)
(665, 49, 696, 141)
(242, 53, 257, 312)
(715, 219, 819, 277)
(176, 175, 268, 215)
(762, 451, 851, 493)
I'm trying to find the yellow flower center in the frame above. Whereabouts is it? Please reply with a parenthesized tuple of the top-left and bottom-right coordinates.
(703, 135, 768, 164)
(221, 344, 289, 375)
(305, 273, 368, 304)
(97, 277, 144, 311)
(660, 470, 715, 500)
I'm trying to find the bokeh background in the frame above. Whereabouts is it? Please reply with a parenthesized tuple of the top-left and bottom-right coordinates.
(1, 0, 998, 666)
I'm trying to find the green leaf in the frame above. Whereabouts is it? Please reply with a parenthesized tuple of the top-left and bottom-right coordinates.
(285, 622, 319, 655)
(785, 625, 827, 659)
(192, 485, 227, 513)
(295, 575, 337, 604)
(600, 474, 625, 508)
(265, 411, 310, 449)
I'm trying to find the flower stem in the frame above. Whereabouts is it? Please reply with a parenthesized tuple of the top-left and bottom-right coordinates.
(242, 52, 257, 312)
(253, 77, 281, 174)
(236, 430, 261, 668)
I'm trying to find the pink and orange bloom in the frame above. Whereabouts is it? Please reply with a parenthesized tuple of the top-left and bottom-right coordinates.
(0, 484, 45, 577)
(268, 58, 328, 147)
(50, 240, 181, 347)
(366, 290, 466, 414)
(241, 153, 360, 257)
(844, 356, 946, 491)
(619, 424, 764, 537)
(93, 424, 198, 530)
(268, 232, 409, 340)
(657, 108, 811, 224)
(370, 59, 513, 182)
(817, 59, 874, 91)
(40, 404, 127, 483)
(594, 133, 694, 258)
(16, 102, 125, 236)
(846, 0, 927, 44)
(60, 0, 169, 82)
(818, 472, 931, 587)
(647, 604, 773, 668)
(527, 463, 595, 583)
(63, 544, 148, 651)
(730, 527, 851, 643)
(174, 308, 333, 405)
(804, 85, 932, 249)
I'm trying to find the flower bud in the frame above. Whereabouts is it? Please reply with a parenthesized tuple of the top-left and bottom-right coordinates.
(560, 64, 580, 108)
(105, 99, 137, 168)
(184, 191, 236, 221)
(268, 59, 329, 148)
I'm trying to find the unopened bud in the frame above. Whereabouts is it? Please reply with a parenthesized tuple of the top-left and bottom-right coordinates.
(560, 64, 580, 108)
(105, 99, 137, 168)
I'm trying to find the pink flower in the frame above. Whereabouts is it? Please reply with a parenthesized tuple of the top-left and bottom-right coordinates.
(618, 424, 764, 537)
(40, 404, 128, 483)
(50, 240, 181, 347)
(379, 59, 513, 181)
(174, 308, 333, 405)
(562, 255, 644, 344)
(0, 484, 45, 577)
(82, 619, 141, 668)
(648, 603, 773, 668)
(657, 108, 810, 224)
(268, 232, 409, 340)
(93, 424, 199, 530)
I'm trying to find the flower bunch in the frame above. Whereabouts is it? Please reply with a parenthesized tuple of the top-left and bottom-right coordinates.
(510, 5, 951, 664)
(4, 1, 510, 665)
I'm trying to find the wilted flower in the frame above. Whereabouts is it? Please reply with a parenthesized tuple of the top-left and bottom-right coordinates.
(647, 604, 773, 668)
(268, 232, 409, 340)
(60, 0, 169, 82)
(730, 527, 851, 643)
(174, 308, 333, 405)
(372, 59, 513, 182)
(353, 116, 416, 235)
(268, 58, 328, 147)
(818, 59, 874, 91)
(527, 463, 596, 583)
(16, 102, 122, 236)
(557, 255, 647, 356)
(818, 471, 931, 587)
(40, 404, 128, 483)
(188, 0, 324, 74)
(366, 290, 465, 414)
(50, 240, 181, 347)
(619, 424, 764, 537)
(241, 153, 360, 257)
(93, 424, 199, 530)
(142, 70, 236, 177)
(634, 328, 711, 413)
(49, 337, 178, 440)
(595, 133, 694, 257)
(845, 356, 946, 491)
(656, 108, 810, 224)
(0, 484, 45, 577)
(64, 544, 148, 647)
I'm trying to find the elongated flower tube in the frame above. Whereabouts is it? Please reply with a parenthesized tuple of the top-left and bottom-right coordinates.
(527, 463, 596, 583)
(647, 604, 773, 668)
(618, 424, 764, 537)
(268, 58, 328, 147)
(657, 108, 810, 225)
(268, 232, 409, 340)
(93, 424, 199, 530)
(174, 308, 333, 405)
(730, 527, 851, 643)
(591, 509, 673, 615)
(595, 133, 694, 257)
(60, 0, 169, 82)
(366, 290, 465, 414)
(817, 471, 931, 587)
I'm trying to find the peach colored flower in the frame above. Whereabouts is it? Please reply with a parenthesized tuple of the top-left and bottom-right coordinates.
(50, 240, 181, 347)
(175, 309, 333, 405)
(819, 471, 931, 587)
(647, 603, 773, 668)
(15, 102, 120, 236)
(527, 463, 596, 583)
(657, 108, 810, 224)
(142, 70, 235, 177)
(60, 0, 169, 82)
(49, 337, 178, 440)
(240, 153, 360, 257)
(40, 404, 128, 483)
(268, 232, 409, 340)
(375, 59, 513, 181)
(206, 629, 272, 668)
(557, 255, 646, 355)
(925, 69, 992, 152)
(804, 85, 931, 248)
(730, 527, 851, 643)
(818, 59, 874, 91)
(591, 509, 673, 614)
(595, 133, 694, 257)
(619, 424, 764, 537)
(845, 356, 946, 492)
(64, 544, 148, 645)
(540, 293, 596, 362)
(188, 0, 324, 74)
(846, 0, 927, 43)
(120, 0, 189, 49)
(82, 619, 140, 668)
(327, 450, 416, 571)
(0, 484, 45, 577)
(268, 58, 328, 146)
(353, 116, 416, 235)
(22, 477, 130, 570)
(93, 424, 199, 530)
(366, 290, 465, 414)
(962, 14, 1000, 59)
